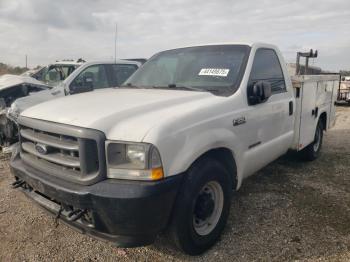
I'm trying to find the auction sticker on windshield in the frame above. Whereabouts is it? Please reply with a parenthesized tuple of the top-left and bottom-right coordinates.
(199, 68, 230, 77)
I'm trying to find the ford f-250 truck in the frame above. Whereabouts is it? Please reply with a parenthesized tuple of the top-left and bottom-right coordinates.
(10, 43, 338, 255)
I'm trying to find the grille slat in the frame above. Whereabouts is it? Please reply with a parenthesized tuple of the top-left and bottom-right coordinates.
(22, 142, 80, 168)
(21, 152, 81, 176)
(20, 129, 79, 151)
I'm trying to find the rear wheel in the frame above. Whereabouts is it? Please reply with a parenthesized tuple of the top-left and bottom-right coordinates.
(169, 157, 233, 255)
(300, 120, 323, 161)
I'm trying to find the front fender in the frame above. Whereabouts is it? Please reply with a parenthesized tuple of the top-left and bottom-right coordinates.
(150, 127, 245, 189)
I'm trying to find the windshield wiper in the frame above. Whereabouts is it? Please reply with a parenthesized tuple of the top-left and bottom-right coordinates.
(119, 83, 141, 89)
(150, 84, 204, 92)
(120, 83, 217, 94)
(168, 84, 204, 92)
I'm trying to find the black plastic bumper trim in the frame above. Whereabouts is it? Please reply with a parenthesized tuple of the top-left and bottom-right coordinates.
(10, 155, 184, 247)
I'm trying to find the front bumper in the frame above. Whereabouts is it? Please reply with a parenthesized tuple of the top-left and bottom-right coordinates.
(10, 153, 183, 247)
(0, 109, 18, 146)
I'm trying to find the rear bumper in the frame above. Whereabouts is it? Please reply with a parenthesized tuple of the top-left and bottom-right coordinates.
(10, 153, 183, 247)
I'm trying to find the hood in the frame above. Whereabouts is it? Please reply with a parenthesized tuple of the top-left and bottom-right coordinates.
(0, 74, 47, 91)
(13, 87, 65, 114)
(21, 88, 217, 141)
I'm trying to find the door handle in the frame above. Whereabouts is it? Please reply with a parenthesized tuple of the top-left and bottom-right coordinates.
(289, 101, 293, 116)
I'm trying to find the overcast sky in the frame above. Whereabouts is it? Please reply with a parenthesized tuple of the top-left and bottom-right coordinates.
(0, 0, 349, 71)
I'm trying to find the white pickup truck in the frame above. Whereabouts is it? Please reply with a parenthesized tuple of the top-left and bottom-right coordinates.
(10, 43, 338, 255)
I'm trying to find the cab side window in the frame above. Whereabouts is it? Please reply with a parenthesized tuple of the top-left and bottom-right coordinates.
(71, 65, 109, 90)
(249, 49, 286, 93)
(109, 64, 138, 86)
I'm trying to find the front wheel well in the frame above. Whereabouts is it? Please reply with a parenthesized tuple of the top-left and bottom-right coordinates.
(192, 148, 237, 189)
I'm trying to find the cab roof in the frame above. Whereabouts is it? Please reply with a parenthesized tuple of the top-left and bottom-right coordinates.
(161, 42, 278, 52)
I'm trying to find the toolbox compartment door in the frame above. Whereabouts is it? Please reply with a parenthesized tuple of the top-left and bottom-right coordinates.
(292, 75, 339, 151)
(297, 81, 318, 150)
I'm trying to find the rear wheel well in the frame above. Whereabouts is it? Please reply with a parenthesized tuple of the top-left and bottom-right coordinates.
(319, 112, 327, 130)
(193, 148, 237, 189)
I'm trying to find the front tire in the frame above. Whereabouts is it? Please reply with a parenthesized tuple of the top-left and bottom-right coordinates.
(169, 157, 233, 255)
(300, 120, 323, 161)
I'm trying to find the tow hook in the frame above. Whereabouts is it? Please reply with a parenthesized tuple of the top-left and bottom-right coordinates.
(11, 180, 25, 189)
(67, 209, 87, 222)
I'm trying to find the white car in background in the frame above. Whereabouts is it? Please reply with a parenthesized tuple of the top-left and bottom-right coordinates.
(0, 59, 85, 147)
(2, 60, 141, 146)
(21, 59, 85, 86)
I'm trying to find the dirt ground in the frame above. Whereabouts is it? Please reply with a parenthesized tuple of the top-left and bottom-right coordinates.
(0, 106, 349, 262)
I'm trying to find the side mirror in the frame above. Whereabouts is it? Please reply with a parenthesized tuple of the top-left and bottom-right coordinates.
(248, 80, 272, 105)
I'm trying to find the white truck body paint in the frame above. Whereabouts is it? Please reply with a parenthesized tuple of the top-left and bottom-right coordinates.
(20, 43, 338, 189)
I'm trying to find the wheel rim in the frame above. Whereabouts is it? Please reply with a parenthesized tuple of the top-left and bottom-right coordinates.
(193, 181, 224, 236)
(313, 126, 321, 152)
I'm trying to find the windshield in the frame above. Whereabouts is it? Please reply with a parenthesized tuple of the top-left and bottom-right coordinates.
(43, 64, 80, 86)
(125, 45, 250, 95)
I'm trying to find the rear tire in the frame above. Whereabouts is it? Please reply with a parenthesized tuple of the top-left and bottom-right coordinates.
(300, 120, 323, 161)
(169, 157, 233, 255)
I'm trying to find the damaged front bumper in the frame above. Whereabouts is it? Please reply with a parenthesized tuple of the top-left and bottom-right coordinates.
(0, 108, 18, 147)
(10, 151, 183, 247)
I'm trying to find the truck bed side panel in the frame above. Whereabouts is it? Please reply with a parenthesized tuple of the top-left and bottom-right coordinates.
(292, 75, 339, 151)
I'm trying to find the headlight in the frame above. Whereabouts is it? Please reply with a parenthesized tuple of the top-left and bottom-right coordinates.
(106, 142, 164, 181)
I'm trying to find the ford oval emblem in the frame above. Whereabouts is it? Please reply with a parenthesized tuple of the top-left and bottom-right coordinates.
(35, 144, 48, 155)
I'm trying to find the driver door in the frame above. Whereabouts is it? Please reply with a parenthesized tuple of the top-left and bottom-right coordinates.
(242, 48, 294, 177)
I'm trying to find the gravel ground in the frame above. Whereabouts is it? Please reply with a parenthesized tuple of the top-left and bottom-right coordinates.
(0, 106, 349, 262)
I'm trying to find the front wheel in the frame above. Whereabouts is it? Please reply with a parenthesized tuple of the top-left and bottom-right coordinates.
(169, 157, 233, 255)
(300, 120, 323, 161)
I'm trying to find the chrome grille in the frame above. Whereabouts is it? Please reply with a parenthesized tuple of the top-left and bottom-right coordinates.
(20, 127, 81, 172)
(20, 128, 81, 172)
(18, 117, 106, 185)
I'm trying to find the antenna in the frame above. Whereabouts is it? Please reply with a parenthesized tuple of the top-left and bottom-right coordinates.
(114, 23, 117, 63)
